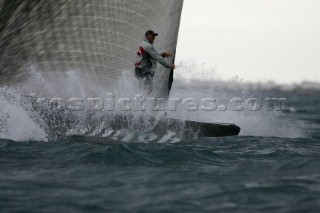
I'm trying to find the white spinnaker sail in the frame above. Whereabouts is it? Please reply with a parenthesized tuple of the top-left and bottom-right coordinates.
(0, 0, 183, 98)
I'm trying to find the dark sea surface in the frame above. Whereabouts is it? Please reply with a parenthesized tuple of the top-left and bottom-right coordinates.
(1, 93, 320, 213)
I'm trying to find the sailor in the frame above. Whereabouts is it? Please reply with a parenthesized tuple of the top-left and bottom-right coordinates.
(135, 30, 175, 95)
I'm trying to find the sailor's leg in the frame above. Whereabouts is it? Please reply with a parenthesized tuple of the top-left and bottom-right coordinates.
(144, 74, 153, 96)
(140, 74, 153, 96)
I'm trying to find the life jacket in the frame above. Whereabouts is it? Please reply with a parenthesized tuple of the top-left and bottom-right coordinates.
(135, 38, 170, 78)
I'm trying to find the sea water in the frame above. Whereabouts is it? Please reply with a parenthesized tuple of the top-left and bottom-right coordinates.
(0, 68, 320, 212)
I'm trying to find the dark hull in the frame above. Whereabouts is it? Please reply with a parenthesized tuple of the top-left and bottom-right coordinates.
(108, 115, 241, 139)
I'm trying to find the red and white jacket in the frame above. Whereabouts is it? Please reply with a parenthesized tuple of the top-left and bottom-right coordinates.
(135, 38, 171, 76)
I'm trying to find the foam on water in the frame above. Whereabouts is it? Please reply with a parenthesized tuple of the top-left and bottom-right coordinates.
(0, 88, 47, 141)
(169, 62, 307, 138)
(0, 63, 308, 141)
(168, 87, 305, 138)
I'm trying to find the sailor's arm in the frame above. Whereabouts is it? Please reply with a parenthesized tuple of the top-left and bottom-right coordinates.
(147, 46, 175, 69)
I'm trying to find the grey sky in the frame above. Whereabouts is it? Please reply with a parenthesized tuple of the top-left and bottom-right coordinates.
(176, 0, 320, 84)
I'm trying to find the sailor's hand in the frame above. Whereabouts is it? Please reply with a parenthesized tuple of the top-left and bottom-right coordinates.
(171, 64, 176, 70)
(162, 52, 173, 58)
(166, 52, 173, 58)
